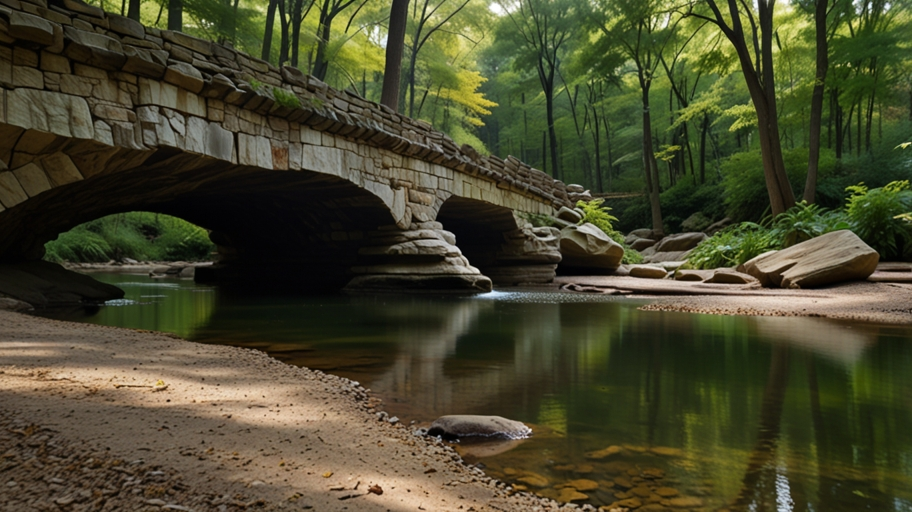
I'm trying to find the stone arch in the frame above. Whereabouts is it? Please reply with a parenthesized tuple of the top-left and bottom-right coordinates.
(0, 147, 400, 291)
(437, 196, 561, 285)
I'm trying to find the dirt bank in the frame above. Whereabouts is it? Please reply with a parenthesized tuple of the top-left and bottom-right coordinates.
(0, 311, 583, 512)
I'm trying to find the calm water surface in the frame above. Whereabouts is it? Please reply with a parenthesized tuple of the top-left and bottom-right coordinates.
(43, 273, 912, 511)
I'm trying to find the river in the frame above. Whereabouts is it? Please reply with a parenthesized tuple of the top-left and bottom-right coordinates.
(38, 272, 912, 511)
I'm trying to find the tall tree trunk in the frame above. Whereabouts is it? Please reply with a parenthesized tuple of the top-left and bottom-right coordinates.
(312, 11, 333, 80)
(545, 87, 560, 181)
(127, 0, 140, 21)
(591, 106, 603, 193)
(262, 0, 279, 62)
(278, 0, 290, 66)
(290, 0, 304, 66)
(641, 84, 663, 235)
(167, 0, 182, 31)
(804, 0, 828, 204)
(380, 0, 409, 112)
(699, 114, 709, 184)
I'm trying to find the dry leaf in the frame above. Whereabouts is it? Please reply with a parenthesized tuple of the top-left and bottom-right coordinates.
(368, 484, 383, 495)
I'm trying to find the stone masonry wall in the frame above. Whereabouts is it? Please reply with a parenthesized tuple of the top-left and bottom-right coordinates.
(0, 0, 590, 235)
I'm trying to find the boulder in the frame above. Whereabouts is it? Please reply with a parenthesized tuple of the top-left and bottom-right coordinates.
(0, 260, 124, 306)
(628, 265, 668, 279)
(555, 206, 583, 224)
(427, 415, 532, 440)
(630, 238, 655, 251)
(653, 232, 707, 253)
(644, 249, 693, 264)
(625, 228, 656, 245)
(558, 223, 624, 273)
(737, 230, 879, 288)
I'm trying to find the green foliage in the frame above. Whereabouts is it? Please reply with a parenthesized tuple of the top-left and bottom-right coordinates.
(248, 78, 264, 92)
(272, 87, 302, 109)
(517, 212, 555, 228)
(575, 199, 642, 264)
(685, 223, 778, 269)
(576, 199, 618, 234)
(769, 201, 850, 248)
(844, 181, 912, 260)
(44, 213, 214, 263)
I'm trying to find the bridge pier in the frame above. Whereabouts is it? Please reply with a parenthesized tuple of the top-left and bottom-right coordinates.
(344, 222, 492, 294)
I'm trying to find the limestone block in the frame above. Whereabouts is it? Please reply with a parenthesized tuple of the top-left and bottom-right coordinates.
(300, 126, 321, 145)
(287, 142, 301, 170)
(183, 116, 208, 154)
(39, 152, 83, 187)
(559, 223, 624, 272)
(237, 133, 272, 168)
(62, 26, 126, 70)
(93, 119, 114, 145)
(7, 89, 93, 139)
(11, 162, 50, 197)
(12, 129, 57, 155)
(161, 30, 212, 56)
(122, 46, 166, 78)
(40, 51, 69, 73)
(12, 64, 42, 88)
(300, 144, 342, 175)
(58, 74, 94, 96)
(8, 11, 55, 46)
(163, 61, 203, 94)
(107, 13, 144, 40)
(206, 122, 233, 161)
(0, 171, 28, 208)
(110, 120, 144, 150)
(61, 0, 104, 18)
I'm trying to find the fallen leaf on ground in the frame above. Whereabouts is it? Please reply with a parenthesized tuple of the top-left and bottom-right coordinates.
(368, 484, 383, 495)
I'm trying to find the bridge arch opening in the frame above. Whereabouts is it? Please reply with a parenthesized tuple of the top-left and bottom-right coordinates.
(1, 158, 399, 292)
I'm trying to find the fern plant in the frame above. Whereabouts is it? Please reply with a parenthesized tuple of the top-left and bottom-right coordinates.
(845, 180, 912, 260)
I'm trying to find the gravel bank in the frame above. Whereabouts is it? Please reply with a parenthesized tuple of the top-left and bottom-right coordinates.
(0, 311, 589, 512)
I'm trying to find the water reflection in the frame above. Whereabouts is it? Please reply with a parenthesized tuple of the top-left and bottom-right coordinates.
(42, 274, 912, 511)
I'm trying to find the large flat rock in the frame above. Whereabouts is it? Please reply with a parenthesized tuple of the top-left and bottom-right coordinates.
(427, 415, 532, 440)
(737, 230, 879, 289)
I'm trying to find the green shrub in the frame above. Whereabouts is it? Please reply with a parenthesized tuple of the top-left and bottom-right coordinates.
(769, 201, 850, 248)
(845, 180, 912, 260)
(685, 222, 778, 269)
(576, 199, 642, 264)
(44, 212, 215, 263)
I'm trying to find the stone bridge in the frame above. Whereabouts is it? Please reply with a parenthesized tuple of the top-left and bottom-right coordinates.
(0, 0, 589, 294)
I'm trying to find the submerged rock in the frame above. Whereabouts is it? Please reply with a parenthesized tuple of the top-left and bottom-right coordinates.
(426, 415, 532, 440)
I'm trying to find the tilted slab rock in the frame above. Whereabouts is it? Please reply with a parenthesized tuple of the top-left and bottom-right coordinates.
(427, 415, 532, 440)
(654, 232, 707, 253)
(559, 222, 624, 273)
(737, 230, 879, 288)
(8, 11, 57, 46)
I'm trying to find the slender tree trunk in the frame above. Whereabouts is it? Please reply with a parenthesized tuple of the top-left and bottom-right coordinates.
(290, 0, 304, 66)
(641, 83, 663, 235)
(312, 11, 333, 80)
(278, 0, 290, 66)
(380, 0, 409, 112)
(804, 0, 828, 204)
(699, 114, 709, 184)
(262, 0, 279, 62)
(167, 0, 182, 31)
(545, 87, 560, 181)
(592, 106, 603, 193)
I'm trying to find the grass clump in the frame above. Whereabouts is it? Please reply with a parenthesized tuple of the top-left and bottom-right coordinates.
(272, 87, 302, 109)
(44, 212, 214, 263)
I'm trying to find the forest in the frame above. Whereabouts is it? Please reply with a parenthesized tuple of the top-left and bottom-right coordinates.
(78, 0, 911, 244)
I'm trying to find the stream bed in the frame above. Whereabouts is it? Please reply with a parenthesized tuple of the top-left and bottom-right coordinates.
(38, 272, 912, 511)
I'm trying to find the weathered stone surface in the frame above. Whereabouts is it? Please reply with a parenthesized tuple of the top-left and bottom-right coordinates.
(628, 264, 667, 279)
(630, 237, 655, 251)
(107, 13, 144, 39)
(8, 10, 56, 46)
(40, 152, 83, 186)
(0, 171, 29, 208)
(738, 230, 879, 288)
(675, 268, 758, 285)
(556, 206, 582, 224)
(164, 61, 204, 93)
(11, 162, 50, 196)
(7, 88, 93, 139)
(122, 46, 166, 78)
(559, 223, 624, 273)
(427, 415, 532, 440)
(654, 231, 707, 253)
(0, 260, 124, 306)
(63, 25, 125, 70)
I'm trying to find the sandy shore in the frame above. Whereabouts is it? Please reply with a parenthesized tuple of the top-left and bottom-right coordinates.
(2, 277, 910, 512)
(0, 311, 580, 512)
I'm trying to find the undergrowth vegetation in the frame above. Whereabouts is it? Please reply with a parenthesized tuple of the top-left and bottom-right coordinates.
(44, 212, 215, 263)
(576, 200, 643, 265)
(686, 181, 912, 268)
